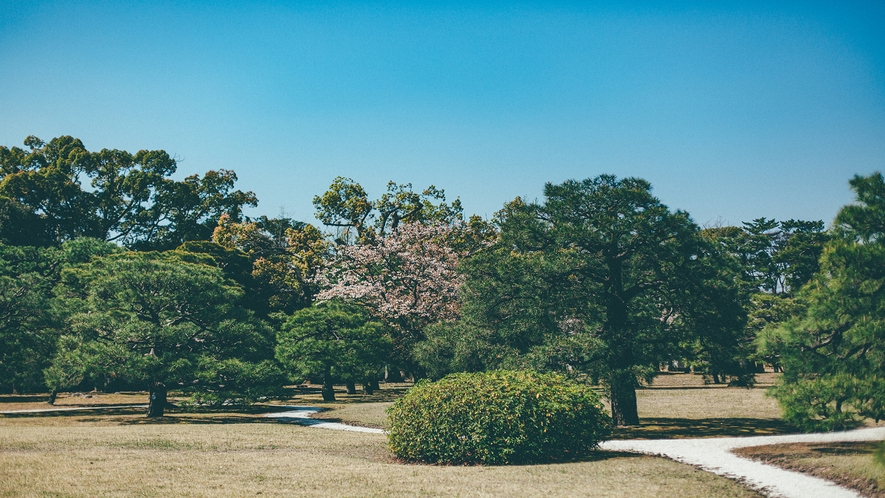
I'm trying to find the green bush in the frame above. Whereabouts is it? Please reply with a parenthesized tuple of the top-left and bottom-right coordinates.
(386, 370, 610, 465)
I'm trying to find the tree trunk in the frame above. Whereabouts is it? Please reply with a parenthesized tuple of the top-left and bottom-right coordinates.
(609, 369, 640, 426)
(369, 379, 380, 392)
(603, 258, 640, 426)
(321, 366, 335, 402)
(345, 381, 356, 394)
(147, 382, 167, 418)
(47, 390, 57, 405)
(385, 366, 404, 383)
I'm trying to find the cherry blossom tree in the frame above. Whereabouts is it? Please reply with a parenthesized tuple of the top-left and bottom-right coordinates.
(316, 222, 466, 373)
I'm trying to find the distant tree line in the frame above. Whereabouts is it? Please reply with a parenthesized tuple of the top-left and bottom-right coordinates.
(0, 135, 880, 430)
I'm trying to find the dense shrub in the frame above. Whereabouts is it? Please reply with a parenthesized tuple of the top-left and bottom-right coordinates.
(386, 370, 610, 465)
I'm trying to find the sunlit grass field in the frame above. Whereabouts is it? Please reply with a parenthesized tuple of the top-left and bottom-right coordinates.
(0, 373, 880, 497)
(0, 404, 761, 497)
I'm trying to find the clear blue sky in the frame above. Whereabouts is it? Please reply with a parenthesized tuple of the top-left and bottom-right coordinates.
(2, 1, 883, 228)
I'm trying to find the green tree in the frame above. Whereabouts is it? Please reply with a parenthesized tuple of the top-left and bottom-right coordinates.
(212, 213, 329, 315)
(422, 176, 747, 426)
(703, 218, 828, 373)
(313, 177, 463, 245)
(46, 251, 281, 417)
(0, 245, 58, 393)
(764, 172, 885, 431)
(0, 136, 257, 249)
(0, 238, 119, 394)
(275, 301, 391, 401)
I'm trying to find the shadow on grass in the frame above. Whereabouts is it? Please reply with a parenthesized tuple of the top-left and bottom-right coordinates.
(284, 388, 410, 405)
(809, 441, 881, 456)
(611, 417, 801, 439)
(739, 441, 881, 457)
(0, 395, 50, 403)
(1, 407, 147, 418)
(111, 404, 313, 425)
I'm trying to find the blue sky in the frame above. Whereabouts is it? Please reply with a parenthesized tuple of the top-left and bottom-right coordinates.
(1, 1, 883, 228)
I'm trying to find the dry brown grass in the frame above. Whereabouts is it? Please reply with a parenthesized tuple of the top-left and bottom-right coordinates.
(733, 442, 885, 498)
(0, 413, 763, 497)
(0, 376, 793, 496)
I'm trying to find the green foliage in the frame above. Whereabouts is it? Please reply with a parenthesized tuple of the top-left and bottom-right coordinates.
(763, 172, 885, 431)
(312, 176, 463, 244)
(725, 218, 829, 296)
(0, 245, 56, 392)
(47, 250, 282, 412)
(386, 370, 610, 465)
(0, 238, 119, 393)
(211, 214, 329, 315)
(276, 301, 391, 399)
(417, 175, 748, 425)
(0, 135, 257, 249)
(767, 373, 878, 431)
(414, 321, 509, 380)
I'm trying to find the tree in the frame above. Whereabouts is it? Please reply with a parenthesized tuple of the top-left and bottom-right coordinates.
(46, 251, 281, 417)
(316, 222, 465, 375)
(311, 178, 484, 376)
(425, 176, 747, 426)
(313, 177, 463, 244)
(212, 213, 329, 315)
(0, 136, 257, 249)
(0, 245, 57, 393)
(275, 301, 390, 401)
(703, 218, 829, 373)
(763, 172, 885, 430)
(0, 238, 119, 394)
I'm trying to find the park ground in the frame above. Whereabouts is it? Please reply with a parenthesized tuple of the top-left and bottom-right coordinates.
(1, 373, 883, 497)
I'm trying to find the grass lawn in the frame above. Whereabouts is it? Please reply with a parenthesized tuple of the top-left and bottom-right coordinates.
(733, 442, 885, 498)
(0, 410, 764, 497)
(0, 373, 810, 497)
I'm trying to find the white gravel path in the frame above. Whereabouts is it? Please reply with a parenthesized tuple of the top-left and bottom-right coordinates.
(600, 426, 885, 498)
(263, 406, 384, 434)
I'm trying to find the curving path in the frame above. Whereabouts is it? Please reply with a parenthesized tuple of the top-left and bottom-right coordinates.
(600, 426, 885, 498)
(264, 405, 884, 498)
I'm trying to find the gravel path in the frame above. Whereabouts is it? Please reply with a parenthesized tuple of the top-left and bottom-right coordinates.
(600, 426, 885, 498)
(264, 406, 384, 433)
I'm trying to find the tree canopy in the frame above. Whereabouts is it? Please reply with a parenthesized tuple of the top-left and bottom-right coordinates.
(275, 301, 390, 401)
(763, 172, 885, 430)
(419, 175, 749, 426)
(0, 136, 256, 249)
(46, 251, 281, 416)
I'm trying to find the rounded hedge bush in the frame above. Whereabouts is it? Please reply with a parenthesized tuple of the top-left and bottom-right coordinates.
(386, 370, 611, 465)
